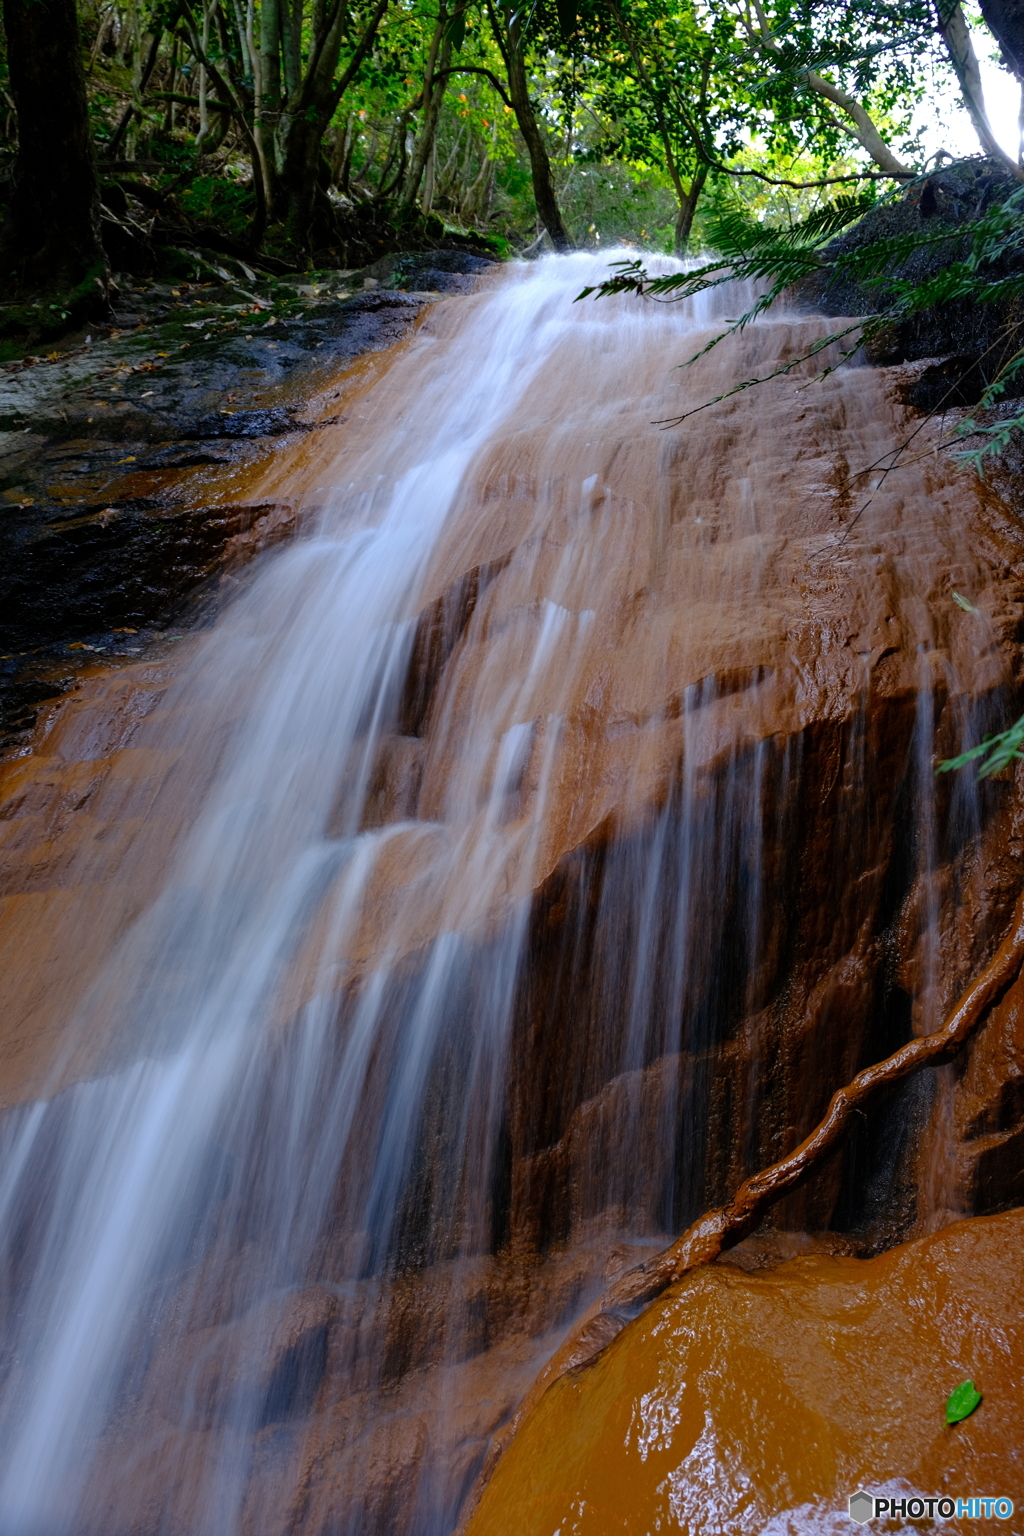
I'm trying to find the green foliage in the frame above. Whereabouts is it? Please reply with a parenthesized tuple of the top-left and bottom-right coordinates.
(0, 0, 1015, 268)
(945, 1380, 983, 1423)
(179, 177, 254, 235)
(938, 715, 1024, 779)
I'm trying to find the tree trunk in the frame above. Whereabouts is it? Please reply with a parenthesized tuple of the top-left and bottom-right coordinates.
(979, 0, 1024, 80)
(937, 0, 1024, 175)
(400, 13, 451, 212)
(500, 18, 573, 250)
(258, 0, 282, 167)
(275, 0, 389, 253)
(0, 0, 109, 296)
(673, 164, 706, 256)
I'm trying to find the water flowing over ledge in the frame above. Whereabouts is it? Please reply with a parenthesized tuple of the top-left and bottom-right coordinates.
(0, 252, 1022, 1535)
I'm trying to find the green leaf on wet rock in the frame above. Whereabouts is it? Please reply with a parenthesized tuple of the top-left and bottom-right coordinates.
(946, 1380, 982, 1425)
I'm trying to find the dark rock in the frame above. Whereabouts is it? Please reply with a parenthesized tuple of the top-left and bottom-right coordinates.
(358, 250, 498, 294)
(0, 256, 493, 741)
(797, 159, 1024, 398)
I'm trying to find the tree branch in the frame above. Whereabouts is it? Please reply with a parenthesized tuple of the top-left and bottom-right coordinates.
(325, 0, 391, 119)
(430, 63, 514, 109)
(749, 0, 914, 179)
(106, 17, 172, 159)
(710, 163, 904, 187)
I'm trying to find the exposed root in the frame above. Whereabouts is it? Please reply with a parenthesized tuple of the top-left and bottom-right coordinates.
(465, 887, 1024, 1517)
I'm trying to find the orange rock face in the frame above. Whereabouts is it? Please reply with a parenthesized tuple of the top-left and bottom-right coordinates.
(2, 259, 1024, 1534)
(465, 1208, 1024, 1535)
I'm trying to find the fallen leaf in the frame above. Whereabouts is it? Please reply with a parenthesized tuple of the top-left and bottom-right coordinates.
(952, 592, 978, 614)
(946, 1380, 982, 1424)
(116, 457, 136, 464)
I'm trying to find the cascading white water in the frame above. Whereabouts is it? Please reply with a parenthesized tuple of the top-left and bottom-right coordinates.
(0, 254, 718, 1536)
(0, 252, 1003, 1536)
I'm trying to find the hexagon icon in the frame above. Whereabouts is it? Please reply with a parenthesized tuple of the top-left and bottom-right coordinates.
(848, 1489, 874, 1524)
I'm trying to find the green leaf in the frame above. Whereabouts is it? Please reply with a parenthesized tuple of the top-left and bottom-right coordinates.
(946, 1380, 982, 1424)
(445, 9, 466, 51)
(937, 712, 1024, 779)
(951, 592, 978, 613)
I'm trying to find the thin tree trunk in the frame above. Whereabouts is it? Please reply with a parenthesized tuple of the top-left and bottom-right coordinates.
(106, 20, 166, 159)
(353, 124, 380, 191)
(937, 0, 1024, 176)
(164, 38, 178, 133)
(463, 148, 491, 221)
(280, 0, 303, 100)
(488, 3, 573, 251)
(421, 138, 437, 211)
(0, 0, 109, 295)
(673, 164, 706, 255)
(195, 0, 212, 155)
(178, 0, 269, 242)
(259, 0, 282, 167)
(605, 0, 706, 255)
(276, 0, 389, 251)
(437, 118, 466, 191)
(400, 11, 450, 211)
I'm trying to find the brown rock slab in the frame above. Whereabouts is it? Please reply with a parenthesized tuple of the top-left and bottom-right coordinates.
(465, 1207, 1024, 1535)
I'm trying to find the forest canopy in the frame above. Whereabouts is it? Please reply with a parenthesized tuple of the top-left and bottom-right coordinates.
(1, 0, 1023, 308)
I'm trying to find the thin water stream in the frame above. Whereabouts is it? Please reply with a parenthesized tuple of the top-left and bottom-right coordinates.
(0, 254, 1016, 1535)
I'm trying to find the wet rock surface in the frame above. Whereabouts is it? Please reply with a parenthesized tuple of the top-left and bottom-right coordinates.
(796, 159, 1024, 408)
(465, 1206, 1024, 1536)
(0, 250, 495, 748)
(2, 275, 1024, 1533)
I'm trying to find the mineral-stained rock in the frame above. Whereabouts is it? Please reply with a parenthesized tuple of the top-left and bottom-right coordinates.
(3, 276, 1024, 1533)
(463, 1206, 1024, 1536)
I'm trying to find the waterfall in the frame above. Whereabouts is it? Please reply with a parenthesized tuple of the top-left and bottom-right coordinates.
(0, 254, 1006, 1536)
